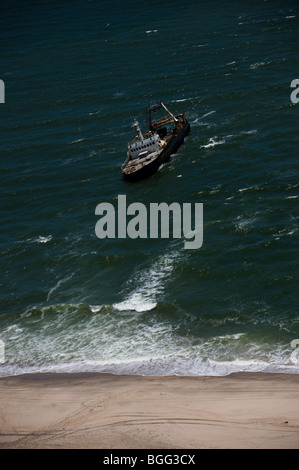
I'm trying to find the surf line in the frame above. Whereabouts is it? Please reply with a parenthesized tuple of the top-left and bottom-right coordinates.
(95, 194, 203, 249)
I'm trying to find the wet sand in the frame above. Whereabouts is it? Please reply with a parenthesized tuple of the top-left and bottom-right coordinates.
(0, 372, 298, 449)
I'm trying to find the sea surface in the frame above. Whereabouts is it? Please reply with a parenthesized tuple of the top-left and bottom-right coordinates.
(0, 0, 298, 377)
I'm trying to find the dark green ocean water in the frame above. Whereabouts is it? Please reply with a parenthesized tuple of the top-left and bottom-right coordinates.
(0, 0, 298, 376)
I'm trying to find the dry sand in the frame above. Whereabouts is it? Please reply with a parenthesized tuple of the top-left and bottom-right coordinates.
(0, 372, 298, 449)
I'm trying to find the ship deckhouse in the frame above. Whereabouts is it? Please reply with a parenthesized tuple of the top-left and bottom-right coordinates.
(128, 120, 163, 159)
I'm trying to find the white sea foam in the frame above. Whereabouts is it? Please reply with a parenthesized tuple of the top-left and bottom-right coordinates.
(202, 129, 257, 149)
(238, 185, 259, 192)
(273, 227, 297, 239)
(194, 127, 255, 149)
(90, 305, 103, 313)
(190, 111, 216, 127)
(113, 251, 179, 313)
(47, 273, 74, 301)
(18, 235, 53, 245)
(213, 333, 245, 340)
(35, 235, 53, 244)
(201, 136, 226, 148)
(1, 306, 298, 378)
(1, 345, 298, 378)
(192, 43, 208, 48)
(243, 129, 257, 134)
(69, 138, 84, 144)
(199, 110, 216, 120)
(233, 213, 260, 232)
(114, 293, 157, 313)
(249, 61, 271, 70)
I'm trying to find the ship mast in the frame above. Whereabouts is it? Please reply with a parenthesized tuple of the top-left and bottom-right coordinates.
(132, 120, 143, 142)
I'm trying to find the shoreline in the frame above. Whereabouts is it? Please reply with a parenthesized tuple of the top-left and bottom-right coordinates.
(0, 371, 298, 449)
(1, 368, 298, 380)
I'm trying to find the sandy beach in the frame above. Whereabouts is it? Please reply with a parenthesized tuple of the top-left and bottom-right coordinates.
(0, 372, 298, 449)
